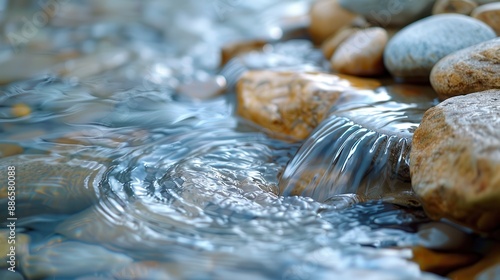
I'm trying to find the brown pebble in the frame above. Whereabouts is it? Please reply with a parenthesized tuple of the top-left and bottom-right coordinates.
(220, 40, 268, 67)
(433, 0, 478, 15)
(0, 143, 23, 158)
(309, 0, 356, 45)
(448, 243, 500, 280)
(331, 27, 388, 76)
(321, 27, 359, 60)
(237, 71, 380, 140)
(472, 2, 500, 35)
(412, 246, 480, 275)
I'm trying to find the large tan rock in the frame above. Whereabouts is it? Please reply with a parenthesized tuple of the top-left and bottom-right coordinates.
(309, 0, 356, 45)
(430, 37, 500, 100)
(237, 71, 380, 140)
(410, 89, 500, 232)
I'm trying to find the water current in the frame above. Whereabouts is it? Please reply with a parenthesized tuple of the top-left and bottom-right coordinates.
(0, 1, 470, 279)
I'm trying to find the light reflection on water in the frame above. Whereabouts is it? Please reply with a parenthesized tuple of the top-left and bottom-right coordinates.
(0, 76, 441, 279)
(0, 1, 450, 279)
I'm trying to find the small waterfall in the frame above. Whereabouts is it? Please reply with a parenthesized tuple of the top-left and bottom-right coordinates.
(280, 84, 439, 206)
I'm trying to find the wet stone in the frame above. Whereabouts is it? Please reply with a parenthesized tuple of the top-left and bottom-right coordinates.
(0, 143, 23, 158)
(472, 2, 500, 35)
(384, 14, 496, 81)
(0, 154, 105, 219)
(236, 70, 380, 140)
(412, 246, 480, 275)
(410, 89, 500, 233)
(321, 27, 359, 60)
(447, 243, 500, 280)
(220, 40, 268, 67)
(0, 230, 30, 268)
(279, 84, 438, 204)
(331, 27, 388, 76)
(20, 240, 133, 279)
(309, 0, 356, 45)
(430, 38, 500, 100)
(432, 0, 478, 15)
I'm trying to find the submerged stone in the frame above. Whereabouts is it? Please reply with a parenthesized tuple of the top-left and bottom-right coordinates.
(0, 154, 105, 219)
(280, 84, 438, 205)
(20, 240, 133, 279)
(0, 143, 23, 158)
(411, 89, 500, 232)
(237, 71, 380, 140)
(220, 39, 268, 67)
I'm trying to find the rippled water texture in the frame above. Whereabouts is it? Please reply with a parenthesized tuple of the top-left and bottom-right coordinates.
(0, 1, 449, 279)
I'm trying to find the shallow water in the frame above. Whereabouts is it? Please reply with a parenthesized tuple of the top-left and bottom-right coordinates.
(0, 1, 468, 279)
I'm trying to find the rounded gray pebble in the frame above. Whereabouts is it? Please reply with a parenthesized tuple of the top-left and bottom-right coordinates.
(339, 0, 435, 27)
(384, 14, 496, 81)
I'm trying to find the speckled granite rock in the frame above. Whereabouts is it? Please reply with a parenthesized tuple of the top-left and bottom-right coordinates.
(411, 89, 500, 233)
(339, 0, 435, 27)
(430, 38, 500, 100)
(384, 14, 496, 81)
(237, 71, 380, 140)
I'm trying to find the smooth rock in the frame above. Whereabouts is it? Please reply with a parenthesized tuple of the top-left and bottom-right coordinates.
(410, 90, 500, 232)
(384, 14, 496, 81)
(237, 71, 380, 140)
(430, 38, 500, 100)
(309, 0, 356, 44)
(448, 243, 500, 280)
(20, 240, 133, 279)
(339, 0, 435, 27)
(412, 246, 480, 275)
(0, 143, 23, 158)
(0, 154, 105, 219)
(10, 104, 31, 118)
(472, 2, 500, 35)
(0, 230, 30, 268)
(220, 40, 268, 67)
(331, 27, 388, 76)
(321, 27, 359, 60)
(432, 0, 478, 15)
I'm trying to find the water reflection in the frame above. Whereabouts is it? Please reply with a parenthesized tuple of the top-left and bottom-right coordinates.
(0, 1, 453, 279)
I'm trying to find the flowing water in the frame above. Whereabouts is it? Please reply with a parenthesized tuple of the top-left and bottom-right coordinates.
(0, 1, 472, 279)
